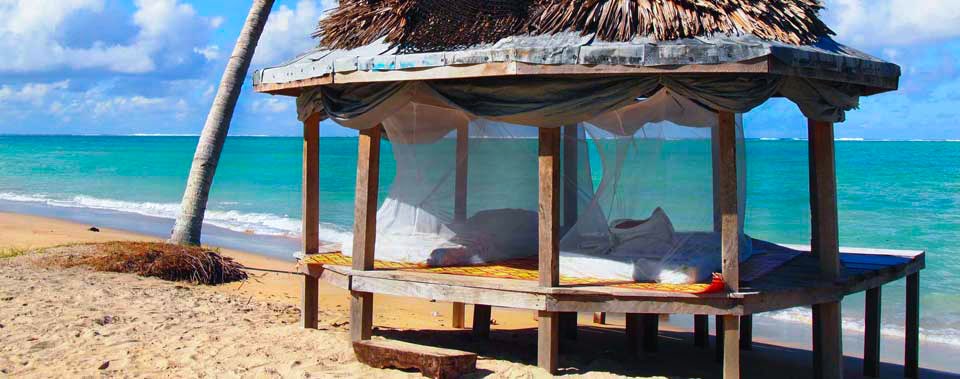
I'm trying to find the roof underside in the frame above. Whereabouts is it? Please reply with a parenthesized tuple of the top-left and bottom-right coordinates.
(317, 0, 834, 53)
(254, 33, 900, 96)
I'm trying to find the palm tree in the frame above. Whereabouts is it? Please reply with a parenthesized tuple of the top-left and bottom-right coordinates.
(170, 0, 276, 245)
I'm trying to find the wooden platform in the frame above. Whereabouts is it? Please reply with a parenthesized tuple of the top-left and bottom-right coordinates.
(302, 243, 924, 316)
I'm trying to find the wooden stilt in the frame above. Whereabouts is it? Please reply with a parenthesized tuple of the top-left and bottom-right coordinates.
(452, 302, 465, 329)
(538, 310, 560, 373)
(472, 304, 491, 339)
(562, 125, 579, 233)
(300, 114, 320, 329)
(715, 315, 724, 363)
(740, 315, 753, 350)
(905, 273, 920, 378)
(695, 315, 709, 348)
(593, 312, 607, 325)
(717, 112, 740, 292)
(350, 126, 381, 342)
(722, 315, 741, 379)
(864, 286, 881, 377)
(809, 119, 843, 379)
(560, 312, 578, 340)
(642, 314, 659, 352)
(302, 274, 319, 329)
(625, 313, 642, 354)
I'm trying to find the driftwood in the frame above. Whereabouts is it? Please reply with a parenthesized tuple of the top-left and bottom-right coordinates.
(353, 340, 476, 379)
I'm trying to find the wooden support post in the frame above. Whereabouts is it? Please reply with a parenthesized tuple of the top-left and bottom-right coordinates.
(740, 315, 753, 350)
(694, 315, 709, 348)
(537, 127, 561, 373)
(451, 302, 465, 329)
(711, 124, 722, 233)
(538, 310, 560, 373)
(717, 112, 739, 291)
(472, 304, 491, 339)
(864, 287, 881, 377)
(300, 114, 320, 329)
(809, 120, 843, 379)
(593, 312, 607, 325)
(625, 313, 642, 354)
(350, 126, 382, 342)
(560, 312, 578, 340)
(562, 125, 579, 232)
(642, 314, 659, 352)
(722, 315, 741, 379)
(905, 273, 920, 378)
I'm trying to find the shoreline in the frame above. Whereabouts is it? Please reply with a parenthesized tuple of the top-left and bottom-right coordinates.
(2, 208, 958, 375)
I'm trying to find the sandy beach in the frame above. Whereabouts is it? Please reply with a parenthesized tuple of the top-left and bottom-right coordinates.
(1, 212, 955, 378)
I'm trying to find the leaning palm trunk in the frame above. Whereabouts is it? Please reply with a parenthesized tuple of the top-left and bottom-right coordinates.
(170, 0, 276, 245)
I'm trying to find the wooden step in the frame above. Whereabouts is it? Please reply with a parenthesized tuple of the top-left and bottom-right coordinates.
(353, 339, 477, 379)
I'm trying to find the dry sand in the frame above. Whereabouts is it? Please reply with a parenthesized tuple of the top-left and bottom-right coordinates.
(0, 212, 953, 378)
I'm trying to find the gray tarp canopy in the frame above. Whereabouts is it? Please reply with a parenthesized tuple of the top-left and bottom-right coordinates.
(253, 33, 900, 126)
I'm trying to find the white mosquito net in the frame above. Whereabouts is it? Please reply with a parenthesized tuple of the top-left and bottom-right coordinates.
(339, 89, 751, 284)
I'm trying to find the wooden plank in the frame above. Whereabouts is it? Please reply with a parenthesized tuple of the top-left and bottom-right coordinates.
(351, 291, 373, 341)
(335, 62, 517, 84)
(254, 75, 333, 95)
(722, 315, 741, 379)
(717, 111, 740, 291)
(351, 275, 545, 310)
(711, 125, 722, 233)
(562, 125, 579, 232)
(905, 273, 920, 378)
(560, 312, 578, 340)
(302, 114, 320, 255)
(593, 312, 606, 325)
(538, 311, 560, 374)
(625, 313, 641, 354)
(473, 304, 492, 339)
(812, 302, 843, 379)
(301, 274, 319, 329)
(353, 339, 477, 379)
(740, 315, 753, 350)
(864, 287, 881, 377)
(538, 128, 561, 288)
(808, 120, 841, 280)
(642, 314, 659, 352)
(352, 126, 382, 271)
(454, 125, 469, 223)
(350, 126, 381, 343)
(694, 315, 709, 348)
(451, 302, 466, 329)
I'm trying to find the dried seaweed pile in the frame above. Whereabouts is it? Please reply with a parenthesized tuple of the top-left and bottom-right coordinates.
(316, 0, 833, 52)
(59, 242, 248, 285)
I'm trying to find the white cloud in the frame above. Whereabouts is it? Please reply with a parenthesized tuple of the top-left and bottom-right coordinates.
(0, 81, 71, 105)
(253, 0, 337, 67)
(250, 98, 292, 113)
(0, 0, 221, 73)
(824, 0, 960, 46)
(194, 45, 221, 61)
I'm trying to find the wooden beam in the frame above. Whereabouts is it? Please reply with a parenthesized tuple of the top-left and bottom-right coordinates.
(722, 315, 741, 379)
(864, 287, 881, 377)
(905, 273, 920, 378)
(539, 127, 561, 287)
(300, 114, 320, 330)
(538, 310, 560, 374)
(455, 125, 469, 223)
(350, 126, 382, 342)
(642, 314, 659, 352)
(451, 302, 466, 329)
(625, 313, 642, 354)
(812, 302, 843, 379)
(562, 125, 579, 232)
(472, 304, 491, 339)
(302, 274, 319, 329)
(809, 119, 843, 379)
(353, 339, 477, 379)
(740, 315, 753, 350)
(717, 112, 740, 291)
(302, 113, 320, 255)
(808, 120, 841, 279)
(694, 315, 709, 348)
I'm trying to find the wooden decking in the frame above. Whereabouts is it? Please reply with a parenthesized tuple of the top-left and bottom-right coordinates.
(302, 243, 923, 316)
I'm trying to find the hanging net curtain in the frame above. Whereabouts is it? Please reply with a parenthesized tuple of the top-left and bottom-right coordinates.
(338, 88, 751, 284)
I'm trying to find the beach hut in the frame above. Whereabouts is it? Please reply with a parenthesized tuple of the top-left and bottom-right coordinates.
(253, 1, 922, 378)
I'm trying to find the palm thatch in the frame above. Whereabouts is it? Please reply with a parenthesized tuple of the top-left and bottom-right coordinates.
(316, 0, 833, 53)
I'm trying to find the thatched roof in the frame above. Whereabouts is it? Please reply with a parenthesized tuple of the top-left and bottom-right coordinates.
(316, 0, 834, 53)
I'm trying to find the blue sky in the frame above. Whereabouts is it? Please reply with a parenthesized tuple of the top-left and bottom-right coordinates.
(0, 0, 958, 139)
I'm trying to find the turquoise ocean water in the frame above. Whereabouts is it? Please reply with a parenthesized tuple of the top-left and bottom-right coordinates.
(1, 135, 958, 358)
